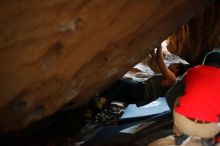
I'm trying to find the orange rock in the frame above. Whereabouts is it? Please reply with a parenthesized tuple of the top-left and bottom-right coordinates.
(0, 0, 212, 132)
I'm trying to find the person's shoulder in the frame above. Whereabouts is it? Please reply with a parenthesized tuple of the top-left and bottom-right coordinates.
(187, 65, 214, 73)
(183, 65, 201, 75)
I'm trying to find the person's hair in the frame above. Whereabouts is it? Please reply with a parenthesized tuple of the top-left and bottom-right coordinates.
(175, 63, 190, 76)
(168, 62, 190, 76)
(202, 50, 220, 68)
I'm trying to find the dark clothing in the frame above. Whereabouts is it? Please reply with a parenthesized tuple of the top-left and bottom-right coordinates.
(137, 74, 170, 106)
(165, 78, 186, 111)
(102, 74, 169, 107)
(101, 79, 145, 104)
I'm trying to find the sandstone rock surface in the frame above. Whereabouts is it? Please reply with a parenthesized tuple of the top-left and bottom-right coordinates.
(168, 1, 220, 64)
(0, 0, 212, 132)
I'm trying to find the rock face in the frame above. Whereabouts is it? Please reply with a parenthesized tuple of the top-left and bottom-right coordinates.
(168, 1, 220, 64)
(0, 0, 212, 132)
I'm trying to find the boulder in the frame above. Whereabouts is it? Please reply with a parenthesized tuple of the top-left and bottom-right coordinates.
(0, 0, 212, 132)
(168, 1, 220, 64)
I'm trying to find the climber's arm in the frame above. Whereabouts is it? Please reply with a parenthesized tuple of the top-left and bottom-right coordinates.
(148, 49, 161, 73)
(156, 47, 176, 86)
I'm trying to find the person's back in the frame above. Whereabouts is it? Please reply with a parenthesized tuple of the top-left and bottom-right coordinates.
(175, 65, 220, 123)
(168, 49, 220, 144)
(149, 49, 220, 146)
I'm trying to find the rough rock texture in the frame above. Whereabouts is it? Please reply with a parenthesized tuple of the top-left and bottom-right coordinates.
(0, 0, 212, 132)
(168, 1, 220, 64)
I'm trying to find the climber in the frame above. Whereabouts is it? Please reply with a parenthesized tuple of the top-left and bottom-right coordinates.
(165, 49, 220, 145)
(99, 46, 189, 107)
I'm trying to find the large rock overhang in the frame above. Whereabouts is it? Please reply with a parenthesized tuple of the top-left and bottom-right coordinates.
(0, 0, 214, 132)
